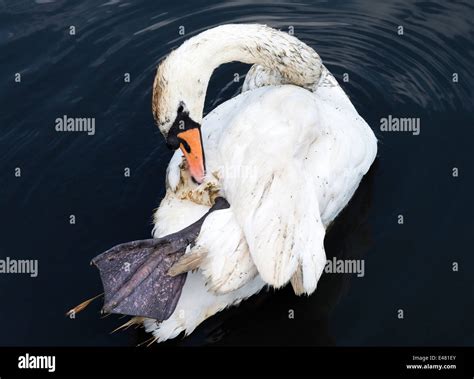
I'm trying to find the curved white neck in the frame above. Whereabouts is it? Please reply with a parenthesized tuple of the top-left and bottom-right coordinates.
(193, 24, 321, 82)
(157, 24, 323, 123)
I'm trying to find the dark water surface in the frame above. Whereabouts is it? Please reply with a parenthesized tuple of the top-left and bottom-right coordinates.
(0, 0, 473, 346)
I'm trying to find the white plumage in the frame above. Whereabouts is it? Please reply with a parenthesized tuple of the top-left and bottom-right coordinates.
(144, 24, 377, 342)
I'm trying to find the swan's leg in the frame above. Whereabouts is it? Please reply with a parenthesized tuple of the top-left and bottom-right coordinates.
(92, 197, 230, 321)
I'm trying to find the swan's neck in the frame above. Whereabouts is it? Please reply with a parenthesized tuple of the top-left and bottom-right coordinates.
(162, 24, 323, 122)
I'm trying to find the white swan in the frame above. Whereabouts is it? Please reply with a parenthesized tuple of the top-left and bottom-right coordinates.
(141, 24, 377, 342)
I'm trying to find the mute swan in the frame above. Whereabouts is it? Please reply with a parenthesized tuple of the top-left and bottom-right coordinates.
(126, 24, 376, 342)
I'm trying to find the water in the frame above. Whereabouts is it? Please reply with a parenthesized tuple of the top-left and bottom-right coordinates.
(0, 0, 473, 346)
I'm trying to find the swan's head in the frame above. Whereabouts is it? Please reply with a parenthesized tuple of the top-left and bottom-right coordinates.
(152, 52, 207, 184)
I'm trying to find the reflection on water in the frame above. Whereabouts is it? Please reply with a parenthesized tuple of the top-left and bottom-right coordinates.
(0, 0, 472, 346)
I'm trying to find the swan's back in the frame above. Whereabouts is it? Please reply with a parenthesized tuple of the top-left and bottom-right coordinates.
(200, 83, 376, 216)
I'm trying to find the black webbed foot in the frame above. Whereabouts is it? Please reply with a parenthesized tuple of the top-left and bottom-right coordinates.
(91, 197, 230, 321)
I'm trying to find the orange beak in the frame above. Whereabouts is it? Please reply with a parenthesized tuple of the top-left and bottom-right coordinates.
(177, 128, 205, 183)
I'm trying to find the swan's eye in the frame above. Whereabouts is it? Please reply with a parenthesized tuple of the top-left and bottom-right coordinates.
(177, 104, 184, 114)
